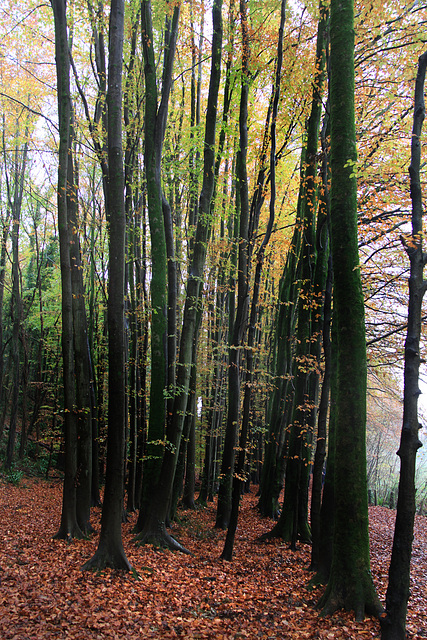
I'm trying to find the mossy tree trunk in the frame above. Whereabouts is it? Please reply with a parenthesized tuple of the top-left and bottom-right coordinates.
(317, 0, 381, 619)
(136, 0, 180, 527)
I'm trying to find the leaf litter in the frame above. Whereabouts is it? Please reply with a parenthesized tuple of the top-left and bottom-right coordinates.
(0, 479, 426, 639)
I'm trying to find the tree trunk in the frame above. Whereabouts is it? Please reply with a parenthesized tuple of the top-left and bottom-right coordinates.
(258, 199, 302, 520)
(67, 116, 94, 535)
(310, 106, 331, 572)
(216, 0, 250, 531)
(51, 0, 83, 542)
(270, 0, 327, 548)
(380, 50, 427, 640)
(0, 207, 10, 428)
(169, 306, 201, 520)
(310, 254, 332, 570)
(221, 0, 285, 559)
(317, 0, 382, 619)
(82, 0, 131, 571)
(136, 0, 180, 525)
(135, 0, 222, 549)
(5, 130, 28, 469)
(123, 4, 142, 515)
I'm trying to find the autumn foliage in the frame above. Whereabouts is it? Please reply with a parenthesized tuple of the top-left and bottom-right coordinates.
(1, 478, 426, 640)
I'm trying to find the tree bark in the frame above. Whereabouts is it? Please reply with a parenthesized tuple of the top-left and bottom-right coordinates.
(82, 0, 131, 571)
(5, 126, 28, 469)
(216, 0, 249, 531)
(221, 0, 285, 559)
(258, 222, 300, 519)
(135, 0, 222, 549)
(136, 0, 180, 525)
(380, 50, 427, 640)
(67, 115, 94, 535)
(310, 106, 331, 572)
(51, 0, 83, 542)
(317, 0, 382, 619)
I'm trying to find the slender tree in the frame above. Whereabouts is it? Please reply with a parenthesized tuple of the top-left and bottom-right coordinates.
(380, 50, 427, 640)
(135, 0, 180, 525)
(216, 0, 250, 531)
(310, 108, 331, 573)
(264, 0, 328, 546)
(51, 0, 83, 542)
(0, 180, 11, 429)
(134, 0, 223, 550)
(83, 0, 131, 571)
(4, 123, 28, 469)
(221, 0, 286, 559)
(68, 117, 94, 535)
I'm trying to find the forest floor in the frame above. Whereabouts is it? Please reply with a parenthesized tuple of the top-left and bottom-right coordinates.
(0, 478, 426, 640)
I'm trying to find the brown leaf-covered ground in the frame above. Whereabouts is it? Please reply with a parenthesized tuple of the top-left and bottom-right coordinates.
(0, 478, 426, 639)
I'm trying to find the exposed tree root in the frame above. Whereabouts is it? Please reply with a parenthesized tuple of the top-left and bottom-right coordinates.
(81, 544, 133, 572)
(53, 523, 84, 543)
(256, 527, 311, 545)
(256, 530, 278, 543)
(133, 525, 192, 555)
(79, 522, 96, 537)
(307, 570, 328, 590)
(317, 576, 384, 622)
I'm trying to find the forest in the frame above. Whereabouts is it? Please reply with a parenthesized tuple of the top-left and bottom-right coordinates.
(0, 0, 426, 638)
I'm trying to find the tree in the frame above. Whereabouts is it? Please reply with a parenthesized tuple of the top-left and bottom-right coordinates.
(216, 0, 250, 532)
(134, 0, 223, 550)
(134, 0, 180, 525)
(221, 0, 286, 559)
(317, 0, 382, 619)
(197, 0, 236, 508)
(258, 221, 301, 520)
(263, 0, 328, 547)
(309, 108, 332, 573)
(83, 0, 131, 571)
(380, 50, 427, 640)
(4, 119, 29, 469)
(51, 0, 83, 542)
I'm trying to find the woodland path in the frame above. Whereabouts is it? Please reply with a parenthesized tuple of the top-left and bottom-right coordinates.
(0, 478, 426, 639)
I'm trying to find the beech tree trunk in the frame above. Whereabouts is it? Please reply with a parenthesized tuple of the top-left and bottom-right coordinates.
(216, 0, 249, 531)
(136, 0, 180, 526)
(5, 130, 28, 469)
(51, 0, 83, 542)
(67, 117, 93, 535)
(258, 221, 300, 519)
(310, 108, 331, 572)
(221, 0, 285, 559)
(267, 0, 327, 546)
(135, 0, 223, 550)
(317, 0, 382, 619)
(380, 50, 427, 640)
(82, 0, 131, 571)
(0, 207, 10, 428)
